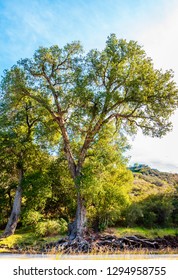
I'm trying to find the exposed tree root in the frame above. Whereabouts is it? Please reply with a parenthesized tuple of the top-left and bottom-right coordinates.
(43, 234, 178, 254)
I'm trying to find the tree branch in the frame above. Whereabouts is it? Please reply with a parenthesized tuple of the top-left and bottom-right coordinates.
(21, 88, 76, 179)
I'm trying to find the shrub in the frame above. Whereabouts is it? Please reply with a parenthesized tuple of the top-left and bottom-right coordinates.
(22, 210, 42, 227)
(125, 204, 144, 227)
(35, 219, 67, 237)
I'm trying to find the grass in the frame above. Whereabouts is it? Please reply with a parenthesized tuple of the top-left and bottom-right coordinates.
(0, 229, 62, 253)
(113, 227, 178, 238)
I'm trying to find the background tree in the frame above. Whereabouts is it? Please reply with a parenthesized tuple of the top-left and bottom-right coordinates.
(0, 151, 18, 229)
(1, 34, 178, 240)
(0, 96, 51, 237)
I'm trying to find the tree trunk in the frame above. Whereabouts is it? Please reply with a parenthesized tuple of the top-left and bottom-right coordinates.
(1, 168, 23, 238)
(68, 191, 87, 240)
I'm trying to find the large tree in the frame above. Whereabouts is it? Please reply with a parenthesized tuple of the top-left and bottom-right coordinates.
(1, 34, 178, 240)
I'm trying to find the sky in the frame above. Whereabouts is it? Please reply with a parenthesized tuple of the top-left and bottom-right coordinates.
(0, 0, 178, 173)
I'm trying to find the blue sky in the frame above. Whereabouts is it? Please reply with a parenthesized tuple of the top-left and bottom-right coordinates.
(0, 0, 172, 72)
(0, 0, 178, 172)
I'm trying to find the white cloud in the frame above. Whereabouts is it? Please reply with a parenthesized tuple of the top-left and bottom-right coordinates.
(122, 0, 178, 173)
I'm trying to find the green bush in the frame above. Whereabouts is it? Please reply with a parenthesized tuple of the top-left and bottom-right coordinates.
(125, 203, 144, 227)
(126, 194, 174, 228)
(22, 210, 42, 227)
(35, 219, 67, 237)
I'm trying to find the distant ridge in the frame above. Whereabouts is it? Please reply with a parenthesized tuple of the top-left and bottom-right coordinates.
(129, 164, 178, 187)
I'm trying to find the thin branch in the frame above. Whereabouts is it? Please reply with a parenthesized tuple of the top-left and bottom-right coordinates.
(22, 88, 58, 121)
(127, 118, 153, 131)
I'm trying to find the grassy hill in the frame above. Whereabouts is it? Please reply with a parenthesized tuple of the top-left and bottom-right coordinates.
(125, 164, 178, 228)
(129, 164, 178, 199)
(130, 164, 178, 186)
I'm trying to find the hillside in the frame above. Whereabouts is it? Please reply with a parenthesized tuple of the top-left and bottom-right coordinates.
(129, 164, 178, 199)
(130, 164, 178, 186)
(125, 164, 178, 228)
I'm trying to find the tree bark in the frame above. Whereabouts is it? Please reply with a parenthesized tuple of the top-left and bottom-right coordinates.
(1, 168, 23, 238)
(68, 190, 87, 240)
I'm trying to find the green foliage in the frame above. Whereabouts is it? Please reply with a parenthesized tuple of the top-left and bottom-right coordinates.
(126, 197, 174, 228)
(141, 195, 174, 227)
(86, 34, 178, 138)
(22, 210, 42, 227)
(172, 192, 178, 224)
(86, 164, 132, 231)
(35, 219, 67, 237)
(22, 168, 52, 211)
(78, 124, 133, 231)
(43, 156, 76, 221)
(124, 204, 144, 227)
